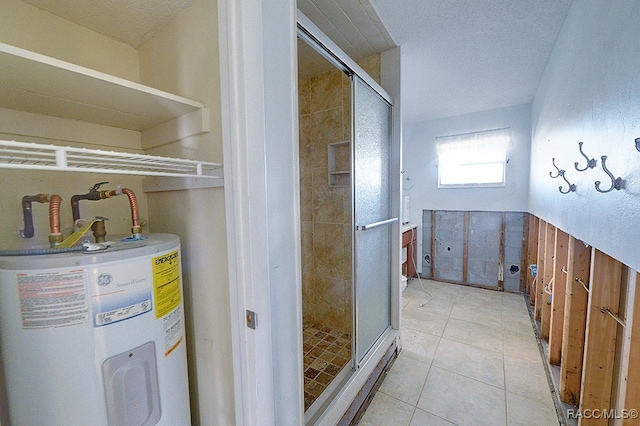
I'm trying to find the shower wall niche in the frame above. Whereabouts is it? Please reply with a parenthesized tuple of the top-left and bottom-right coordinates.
(299, 55, 381, 334)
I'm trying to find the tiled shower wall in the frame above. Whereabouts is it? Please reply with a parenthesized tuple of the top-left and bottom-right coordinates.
(299, 55, 380, 334)
(421, 210, 525, 292)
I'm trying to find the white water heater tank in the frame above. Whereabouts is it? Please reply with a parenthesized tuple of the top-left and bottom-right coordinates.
(0, 234, 191, 425)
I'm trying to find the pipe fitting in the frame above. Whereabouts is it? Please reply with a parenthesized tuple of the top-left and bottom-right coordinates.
(71, 183, 142, 237)
(48, 233, 64, 246)
(21, 193, 50, 238)
(91, 220, 107, 243)
(20, 193, 63, 244)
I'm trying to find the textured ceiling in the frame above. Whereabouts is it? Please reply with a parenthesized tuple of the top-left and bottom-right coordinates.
(303, 0, 575, 122)
(23, 0, 574, 123)
(297, 0, 396, 82)
(22, 0, 196, 48)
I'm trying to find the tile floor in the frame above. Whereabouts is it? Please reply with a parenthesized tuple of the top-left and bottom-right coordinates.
(303, 324, 352, 411)
(358, 278, 559, 426)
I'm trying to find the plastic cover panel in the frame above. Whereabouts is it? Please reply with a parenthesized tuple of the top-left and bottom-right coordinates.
(102, 341, 161, 426)
(354, 77, 392, 363)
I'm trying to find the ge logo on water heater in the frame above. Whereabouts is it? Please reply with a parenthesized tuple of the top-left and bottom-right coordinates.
(97, 273, 113, 286)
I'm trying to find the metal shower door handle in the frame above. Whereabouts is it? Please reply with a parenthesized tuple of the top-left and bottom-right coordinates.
(356, 217, 398, 231)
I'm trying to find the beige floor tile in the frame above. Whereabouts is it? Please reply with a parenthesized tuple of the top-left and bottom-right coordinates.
(501, 293, 530, 312)
(362, 282, 557, 426)
(403, 306, 449, 337)
(410, 408, 456, 425)
(407, 295, 455, 317)
(506, 391, 559, 425)
(502, 308, 535, 335)
(504, 357, 555, 405)
(413, 279, 462, 300)
(449, 301, 501, 328)
(456, 287, 503, 308)
(503, 330, 542, 364)
(400, 328, 441, 364)
(417, 366, 506, 426)
(379, 354, 430, 406)
(358, 392, 414, 426)
(442, 317, 503, 353)
(432, 338, 504, 388)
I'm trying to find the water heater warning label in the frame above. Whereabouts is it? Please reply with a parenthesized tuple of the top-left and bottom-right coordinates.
(16, 270, 89, 329)
(152, 250, 181, 319)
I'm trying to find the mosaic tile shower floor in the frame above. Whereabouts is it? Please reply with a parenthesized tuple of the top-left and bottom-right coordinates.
(303, 324, 352, 411)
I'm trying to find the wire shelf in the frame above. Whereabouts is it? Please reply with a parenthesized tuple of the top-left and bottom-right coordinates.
(0, 140, 222, 179)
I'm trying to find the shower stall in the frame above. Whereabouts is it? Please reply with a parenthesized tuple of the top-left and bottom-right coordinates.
(297, 13, 400, 422)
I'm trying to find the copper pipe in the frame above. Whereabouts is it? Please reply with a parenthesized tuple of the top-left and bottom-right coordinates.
(48, 194, 62, 234)
(71, 183, 142, 236)
(103, 187, 141, 234)
(48, 194, 63, 245)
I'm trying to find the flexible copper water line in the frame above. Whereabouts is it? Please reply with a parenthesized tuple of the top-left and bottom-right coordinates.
(103, 187, 141, 234)
(48, 194, 62, 235)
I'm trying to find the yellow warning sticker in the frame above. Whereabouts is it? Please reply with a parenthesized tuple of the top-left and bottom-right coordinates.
(152, 250, 181, 319)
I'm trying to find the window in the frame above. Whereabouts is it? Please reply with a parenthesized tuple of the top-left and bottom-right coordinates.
(436, 127, 512, 188)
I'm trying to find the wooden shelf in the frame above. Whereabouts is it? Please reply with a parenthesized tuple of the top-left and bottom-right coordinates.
(0, 42, 208, 141)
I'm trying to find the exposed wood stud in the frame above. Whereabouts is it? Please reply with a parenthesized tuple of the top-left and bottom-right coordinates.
(528, 216, 540, 303)
(548, 228, 569, 365)
(623, 272, 640, 425)
(520, 213, 530, 293)
(463, 212, 469, 283)
(498, 212, 505, 291)
(580, 249, 623, 420)
(430, 210, 436, 278)
(535, 219, 547, 321)
(559, 236, 590, 404)
(540, 222, 555, 340)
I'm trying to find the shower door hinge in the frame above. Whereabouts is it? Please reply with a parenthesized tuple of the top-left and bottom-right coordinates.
(246, 309, 257, 329)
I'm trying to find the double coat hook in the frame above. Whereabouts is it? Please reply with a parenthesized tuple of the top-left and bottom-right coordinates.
(574, 142, 597, 171)
(595, 155, 625, 193)
(550, 158, 576, 194)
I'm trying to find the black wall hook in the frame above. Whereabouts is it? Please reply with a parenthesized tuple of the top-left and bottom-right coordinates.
(549, 158, 563, 178)
(595, 155, 625, 193)
(559, 171, 577, 194)
(574, 142, 597, 171)
(550, 158, 576, 194)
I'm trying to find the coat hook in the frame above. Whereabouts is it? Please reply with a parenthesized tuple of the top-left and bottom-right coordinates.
(549, 158, 562, 178)
(574, 142, 597, 171)
(550, 158, 576, 194)
(595, 155, 625, 193)
(559, 170, 577, 194)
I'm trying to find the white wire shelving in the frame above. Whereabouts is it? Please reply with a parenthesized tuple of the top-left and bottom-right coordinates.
(0, 140, 223, 179)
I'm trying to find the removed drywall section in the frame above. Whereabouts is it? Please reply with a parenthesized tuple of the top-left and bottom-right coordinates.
(421, 210, 525, 292)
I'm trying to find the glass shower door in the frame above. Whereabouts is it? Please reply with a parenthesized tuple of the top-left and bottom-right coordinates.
(353, 76, 394, 365)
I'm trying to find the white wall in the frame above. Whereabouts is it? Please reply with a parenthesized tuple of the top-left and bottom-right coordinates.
(529, 0, 640, 271)
(402, 104, 531, 273)
(403, 103, 531, 218)
(138, 0, 235, 424)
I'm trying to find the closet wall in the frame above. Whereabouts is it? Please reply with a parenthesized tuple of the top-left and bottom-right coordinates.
(0, 1, 234, 424)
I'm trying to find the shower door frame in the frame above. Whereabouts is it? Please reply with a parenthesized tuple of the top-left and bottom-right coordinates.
(297, 10, 402, 423)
